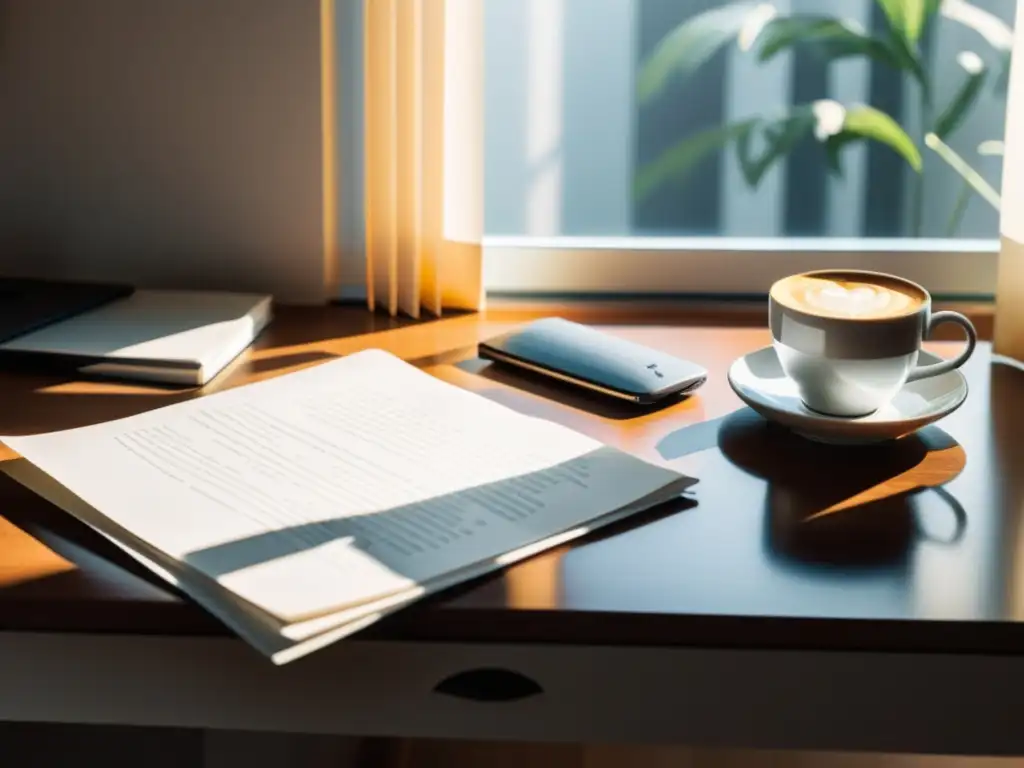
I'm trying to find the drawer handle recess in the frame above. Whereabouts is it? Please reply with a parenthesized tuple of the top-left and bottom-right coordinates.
(433, 668, 544, 702)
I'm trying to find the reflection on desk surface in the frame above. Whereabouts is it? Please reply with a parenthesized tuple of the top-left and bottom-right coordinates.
(547, 408, 974, 622)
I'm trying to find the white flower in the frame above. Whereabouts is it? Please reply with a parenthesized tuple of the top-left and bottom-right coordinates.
(979, 140, 1005, 156)
(812, 100, 847, 141)
(956, 50, 985, 75)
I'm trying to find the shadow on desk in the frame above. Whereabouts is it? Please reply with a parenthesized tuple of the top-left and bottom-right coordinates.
(658, 408, 968, 569)
(456, 357, 697, 421)
(0, 349, 338, 438)
(0, 306, 482, 439)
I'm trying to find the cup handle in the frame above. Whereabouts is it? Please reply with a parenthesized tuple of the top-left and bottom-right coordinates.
(906, 311, 977, 383)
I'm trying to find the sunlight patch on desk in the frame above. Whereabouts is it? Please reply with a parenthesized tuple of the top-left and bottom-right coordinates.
(495, 525, 590, 566)
(804, 444, 967, 521)
(0, 557, 75, 589)
(251, 313, 484, 363)
(34, 381, 175, 396)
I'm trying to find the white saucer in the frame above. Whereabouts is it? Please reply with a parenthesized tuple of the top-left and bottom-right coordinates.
(727, 347, 968, 445)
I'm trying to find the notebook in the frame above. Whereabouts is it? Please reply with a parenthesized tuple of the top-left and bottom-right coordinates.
(1, 350, 695, 664)
(0, 290, 272, 386)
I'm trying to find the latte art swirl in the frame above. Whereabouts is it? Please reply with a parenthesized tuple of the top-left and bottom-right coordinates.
(771, 272, 925, 320)
(802, 281, 913, 317)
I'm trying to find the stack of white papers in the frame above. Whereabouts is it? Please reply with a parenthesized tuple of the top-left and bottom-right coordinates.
(2, 350, 694, 664)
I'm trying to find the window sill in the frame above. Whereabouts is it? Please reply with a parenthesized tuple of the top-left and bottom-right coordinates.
(483, 237, 999, 299)
(484, 297, 996, 341)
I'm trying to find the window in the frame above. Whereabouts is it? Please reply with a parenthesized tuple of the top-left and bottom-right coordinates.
(483, 0, 1011, 298)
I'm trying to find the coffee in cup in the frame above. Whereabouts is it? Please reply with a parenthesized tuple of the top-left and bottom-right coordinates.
(769, 270, 976, 417)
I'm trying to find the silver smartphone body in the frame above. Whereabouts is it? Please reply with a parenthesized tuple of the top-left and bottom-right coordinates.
(478, 318, 707, 404)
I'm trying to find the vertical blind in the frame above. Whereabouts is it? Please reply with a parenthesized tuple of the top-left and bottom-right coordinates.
(363, 0, 485, 318)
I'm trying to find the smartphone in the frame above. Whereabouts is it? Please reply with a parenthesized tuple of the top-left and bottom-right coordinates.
(478, 317, 707, 405)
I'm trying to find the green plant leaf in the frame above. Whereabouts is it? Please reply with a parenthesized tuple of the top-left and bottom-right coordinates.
(875, 0, 942, 44)
(825, 105, 922, 175)
(869, 1, 934, 99)
(634, 120, 757, 202)
(925, 132, 1001, 210)
(637, 1, 758, 105)
(757, 12, 929, 95)
(824, 134, 861, 176)
(874, 0, 904, 34)
(736, 102, 921, 187)
(891, 30, 933, 98)
(840, 105, 922, 171)
(737, 107, 817, 187)
(934, 55, 987, 139)
(947, 180, 973, 237)
(995, 50, 1012, 94)
(756, 15, 906, 71)
(637, 104, 921, 200)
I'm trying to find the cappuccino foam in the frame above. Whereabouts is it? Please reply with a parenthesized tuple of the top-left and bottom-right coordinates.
(771, 272, 925, 319)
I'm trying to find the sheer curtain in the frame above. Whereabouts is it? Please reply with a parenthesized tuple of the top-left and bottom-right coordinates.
(362, 0, 485, 318)
(995, 0, 1024, 357)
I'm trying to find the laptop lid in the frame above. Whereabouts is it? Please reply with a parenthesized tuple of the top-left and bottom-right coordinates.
(0, 278, 134, 344)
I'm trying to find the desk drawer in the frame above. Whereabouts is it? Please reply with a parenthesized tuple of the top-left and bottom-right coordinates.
(1, 632, 1023, 756)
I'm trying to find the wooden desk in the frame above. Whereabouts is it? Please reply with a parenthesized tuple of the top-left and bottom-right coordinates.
(1, 305, 1022, 756)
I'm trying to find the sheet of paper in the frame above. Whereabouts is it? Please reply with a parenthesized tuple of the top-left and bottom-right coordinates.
(3, 350, 692, 625)
(5, 458, 689, 664)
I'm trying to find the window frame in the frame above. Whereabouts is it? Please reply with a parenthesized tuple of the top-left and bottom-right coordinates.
(482, 237, 999, 301)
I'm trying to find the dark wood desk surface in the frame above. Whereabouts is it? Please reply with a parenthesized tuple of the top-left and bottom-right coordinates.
(1, 304, 1021, 656)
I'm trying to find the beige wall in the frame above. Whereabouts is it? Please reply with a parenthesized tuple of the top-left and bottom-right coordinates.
(0, 0, 331, 303)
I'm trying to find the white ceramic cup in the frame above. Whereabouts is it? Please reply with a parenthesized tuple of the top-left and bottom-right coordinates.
(769, 269, 977, 417)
